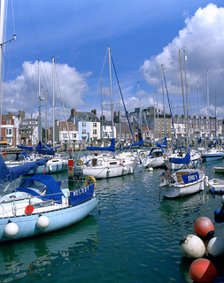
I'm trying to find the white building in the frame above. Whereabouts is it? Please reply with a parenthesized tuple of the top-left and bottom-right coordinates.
(78, 121, 101, 141)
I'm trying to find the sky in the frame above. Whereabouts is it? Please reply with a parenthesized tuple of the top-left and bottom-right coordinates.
(1, 0, 224, 123)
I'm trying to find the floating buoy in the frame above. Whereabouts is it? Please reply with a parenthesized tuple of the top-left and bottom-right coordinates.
(148, 167, 153, 171)
(4, 222, 19, 238)
(180, 234, 206, 258)
(36, 215, 49, 229)
(207, 237, 224, 257)
(194, 217, 215, 239)
(214, 207, 224, 223)
(189, 258, 217, 283)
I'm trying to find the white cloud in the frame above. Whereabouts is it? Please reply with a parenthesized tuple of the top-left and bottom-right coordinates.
(140, 3, 224, 117)
(3, 60, 89, 120)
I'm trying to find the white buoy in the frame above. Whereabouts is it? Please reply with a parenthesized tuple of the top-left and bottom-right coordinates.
(4, 222, 19, 238)
(207, 237, 224, 257)
(180, 234, 206, 258)
(148, 167, 153, 171)
(36, 215, 49, 229)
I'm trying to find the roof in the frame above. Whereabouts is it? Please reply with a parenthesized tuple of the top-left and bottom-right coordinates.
(68, 111, 100, 124)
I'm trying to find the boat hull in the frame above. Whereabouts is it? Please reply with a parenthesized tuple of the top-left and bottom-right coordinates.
(202, 155, 224, 161)
(82, 164, 135, 179)
(208, 178, 224, 194)
(143, 157, 165, 168)
(0, 197, 98, 242)
(162, 171, 205, 199)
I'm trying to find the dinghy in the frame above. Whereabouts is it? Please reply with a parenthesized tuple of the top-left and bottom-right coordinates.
(159, 168, 206, 199)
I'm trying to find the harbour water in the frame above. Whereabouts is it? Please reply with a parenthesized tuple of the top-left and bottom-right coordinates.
(1, 160, 224, 283)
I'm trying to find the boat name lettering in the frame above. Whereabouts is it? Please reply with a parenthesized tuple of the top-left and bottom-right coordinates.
(188, 175, 197, 182)
(73, 187, 89, 196)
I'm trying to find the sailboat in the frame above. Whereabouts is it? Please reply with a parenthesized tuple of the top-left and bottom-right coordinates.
(0, 155, 98, 242)
(159, 167, 206, 199)
(75, 47, 137, 179)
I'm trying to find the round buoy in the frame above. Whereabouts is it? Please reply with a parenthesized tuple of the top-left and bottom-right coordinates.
(148, 167, 153, 171)
(4, 222, 19, 238)
(180, 234, 206, 258)
(36, 215, 49, 229)
(194, 217, 215, 239)
(189, 258, 217, 283)
(207, 237, 224, 257)
(214, 208, 224, 223)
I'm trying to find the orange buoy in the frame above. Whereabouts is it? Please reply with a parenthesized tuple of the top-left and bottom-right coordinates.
(24, 204, 34, 215)
(194, 217, 215, 239)
(189, 258, 217, 283)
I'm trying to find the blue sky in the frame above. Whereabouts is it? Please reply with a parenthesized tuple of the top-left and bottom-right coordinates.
(2, 0, 224, 122)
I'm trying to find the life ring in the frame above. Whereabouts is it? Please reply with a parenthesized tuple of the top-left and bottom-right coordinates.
(84, 176, 97, 189)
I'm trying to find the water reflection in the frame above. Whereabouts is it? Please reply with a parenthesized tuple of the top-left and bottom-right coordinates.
(0, 216, 98, 282)
(160, 192, 209, 220)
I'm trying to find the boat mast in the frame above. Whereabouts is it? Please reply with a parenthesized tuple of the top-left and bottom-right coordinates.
(108, 46, 114, 139)
(183, 48, 189, 145)
(100, 75, 103, 142)
(38, 59, 42, 143)
(0, 0, 6, 140)
(179, 48, 188, 146)
(0, 0, 16, 141)
(206, 69, 209, 139)
(160, 64, 166, 138)
(137, 81, 142, 137)
(214, 95, 217, 139)
(52, 56, 55, 146)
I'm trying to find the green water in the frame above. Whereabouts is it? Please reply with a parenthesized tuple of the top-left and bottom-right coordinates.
(1, 161, 224, 283)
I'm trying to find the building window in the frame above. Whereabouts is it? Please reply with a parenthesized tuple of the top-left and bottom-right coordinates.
(82, 122, 86, 127)
(93, 122, 97, 127)
(6, 128, 12, 135)
(93, 129, 97, 135)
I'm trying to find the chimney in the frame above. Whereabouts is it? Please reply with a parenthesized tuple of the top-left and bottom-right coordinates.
(71, 108, 76, 116)
(91, 109, 97, 116)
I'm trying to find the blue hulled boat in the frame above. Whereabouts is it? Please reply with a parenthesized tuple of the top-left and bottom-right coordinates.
(0, 155, 98, 242)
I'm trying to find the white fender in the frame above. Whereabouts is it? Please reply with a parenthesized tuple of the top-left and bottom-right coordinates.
(36, 215, 49, 229)
(4, 222, 19, 238)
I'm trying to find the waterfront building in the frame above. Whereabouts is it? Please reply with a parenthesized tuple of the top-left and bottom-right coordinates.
(19, 116, 39, 146)
(129, 107, 172, 141)
(173, 115, 223, 140)
(127, 107, 224, 143)
(57, 120, 78, 146)
(0, 112, 20, 146)
(68, 108, 101, 142)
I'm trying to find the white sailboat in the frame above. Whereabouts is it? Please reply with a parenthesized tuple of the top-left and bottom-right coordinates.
(159, 168, 206, 199)
(76, 47, 137, 179)
(141, 147, 166, 168)
(0, 155, 98, 242)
